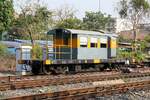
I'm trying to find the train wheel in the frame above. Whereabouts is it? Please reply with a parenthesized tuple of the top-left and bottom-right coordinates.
(43, 66, 51, 75)
(32, 66, 40, 75)
(75, 65, 81, 73)
(56, 66, 68, 74)
(68, 65, 76, 74)
(31, 61, 41, 75)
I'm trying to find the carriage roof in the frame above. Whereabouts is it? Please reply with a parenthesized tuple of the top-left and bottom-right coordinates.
(47, 28, 118, 37)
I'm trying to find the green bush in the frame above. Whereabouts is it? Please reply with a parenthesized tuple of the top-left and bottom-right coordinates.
(117, 49, 145, 62)
(0, 43, 8, 56)
(31, 44, 43, 60)
(134, 51, 145, 63)
(117, 49, 132, 59)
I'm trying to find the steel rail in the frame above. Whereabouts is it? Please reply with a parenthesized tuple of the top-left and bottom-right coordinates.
(4, 80, 150, 100)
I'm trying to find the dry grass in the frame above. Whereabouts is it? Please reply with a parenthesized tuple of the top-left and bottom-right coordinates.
(0, 55, 16, 71)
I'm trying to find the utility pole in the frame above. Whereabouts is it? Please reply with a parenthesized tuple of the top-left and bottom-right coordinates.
(99, 0, 101, 12)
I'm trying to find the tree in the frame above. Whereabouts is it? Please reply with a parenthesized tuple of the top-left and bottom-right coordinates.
(55, 17, 83, 29)
(12, 2, 53, 43)
(117, 0, 150, 50)
(82, 11, 114, 31)
(54, 4, 81, 29)
(0, 0, 14, 40)
(55, 4, 75, 22)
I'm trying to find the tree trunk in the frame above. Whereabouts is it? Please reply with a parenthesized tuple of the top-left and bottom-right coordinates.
(28, 31, 34, 46)
(133, 29, 136, 52)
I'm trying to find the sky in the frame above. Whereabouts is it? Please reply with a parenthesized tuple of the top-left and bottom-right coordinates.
(44, 0, 120, 18)
(14, 0, 120, 18)
(44, 0, 150, 17)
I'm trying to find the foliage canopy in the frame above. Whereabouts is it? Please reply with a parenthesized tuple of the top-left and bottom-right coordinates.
(82, 12, 114, 31)
(0, 0, 14, 40)
(117, 0, 150, 41)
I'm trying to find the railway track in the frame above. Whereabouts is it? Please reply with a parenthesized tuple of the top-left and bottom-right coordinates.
(4, 80, 150, 100)
(1, 67, 149, 83)
(0, 72, 150, 91)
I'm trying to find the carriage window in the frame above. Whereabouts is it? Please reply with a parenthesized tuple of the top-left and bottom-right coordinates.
(100, 38, 107, 48)
(101, 43, 107, 48)
(64, 38, 69, 45)
(80, 37, 87, 47)
(91, 38, 97, 48)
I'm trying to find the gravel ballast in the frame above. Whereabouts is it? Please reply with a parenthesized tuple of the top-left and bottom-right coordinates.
(0, 76, 150, 99)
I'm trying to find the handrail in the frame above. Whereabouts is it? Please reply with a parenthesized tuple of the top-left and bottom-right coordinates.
(48, 44, 71, 48)
(48, 52, 71, 54)
(52, 45, 71, 59)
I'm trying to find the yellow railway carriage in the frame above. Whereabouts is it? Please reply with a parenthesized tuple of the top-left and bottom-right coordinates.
(18, 28, 125, 74)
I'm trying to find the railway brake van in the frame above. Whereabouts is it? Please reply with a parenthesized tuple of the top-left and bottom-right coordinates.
(18, 28, 125, 74)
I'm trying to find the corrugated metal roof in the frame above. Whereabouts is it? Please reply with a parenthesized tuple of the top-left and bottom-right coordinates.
(67, 29, 104, 36)
(67, 29, 118, 37)
(0, 41, 21, 48)
(0, 40, 53, 48)
(104, 33, 118, 37)
(47, 28, 118, 37)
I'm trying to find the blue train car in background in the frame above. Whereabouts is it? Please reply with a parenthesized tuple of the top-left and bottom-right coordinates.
(1, 40, 51, 73)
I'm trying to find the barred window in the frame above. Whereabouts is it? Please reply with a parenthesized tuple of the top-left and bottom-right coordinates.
(80, 37, 87, 47)
(101, 43, 107, 48)
(91, 37, 97, 48)
(100, 38, 107, 48)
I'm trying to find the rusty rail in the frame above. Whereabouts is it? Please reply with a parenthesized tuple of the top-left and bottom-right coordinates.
(0, 71, 119, 82)
(0, 72, 150, 91)
(5, 80, 150, 100)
